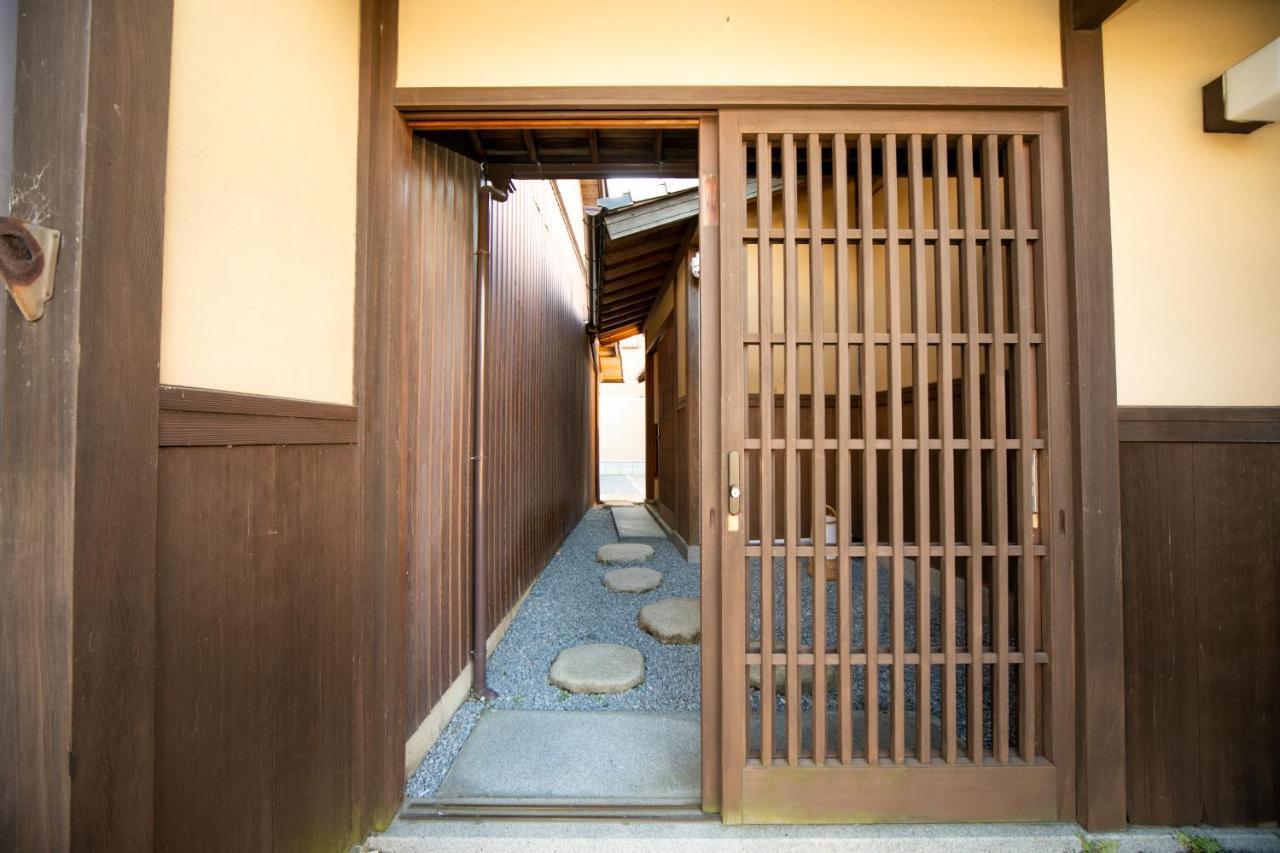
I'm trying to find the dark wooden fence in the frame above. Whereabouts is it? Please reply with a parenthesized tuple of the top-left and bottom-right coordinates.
(1119, 407, 1280, 826)
(404, 140, 595, 733)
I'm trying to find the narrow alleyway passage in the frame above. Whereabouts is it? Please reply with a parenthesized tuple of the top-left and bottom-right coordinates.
(406, 506, 701, 799)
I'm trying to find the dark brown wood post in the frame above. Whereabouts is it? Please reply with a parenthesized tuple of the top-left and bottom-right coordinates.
(1060, 0, 1128, 831)
(0, 1, 171, 850)
(354, 0, 412, 833)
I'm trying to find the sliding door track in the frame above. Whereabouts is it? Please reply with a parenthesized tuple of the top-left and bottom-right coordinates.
(401, 798, 714, 822)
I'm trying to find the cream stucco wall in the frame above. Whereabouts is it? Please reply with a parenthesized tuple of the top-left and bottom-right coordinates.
(399, 0, 1061, 88)
(1105, 0, 1280, 406)
(161, 0, 361, 404)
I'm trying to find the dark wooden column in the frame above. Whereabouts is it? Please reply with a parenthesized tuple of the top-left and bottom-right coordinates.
(1060, 0, 1128, 831)
(354, 0, 412, 832)
(0, 1, 172, 850)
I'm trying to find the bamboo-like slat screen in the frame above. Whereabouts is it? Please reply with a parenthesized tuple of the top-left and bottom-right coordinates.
(737, 130, 1052, 768)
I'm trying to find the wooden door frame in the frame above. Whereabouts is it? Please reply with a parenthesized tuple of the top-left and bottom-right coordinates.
(391, 64, 1124, 828)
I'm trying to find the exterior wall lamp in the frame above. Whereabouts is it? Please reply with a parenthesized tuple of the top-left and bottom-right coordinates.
(1204, 36, 1280, 134)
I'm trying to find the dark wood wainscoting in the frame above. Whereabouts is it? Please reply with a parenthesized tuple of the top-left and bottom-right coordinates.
(154, 387, 367, 852)
(1119, 406, 1280, 826)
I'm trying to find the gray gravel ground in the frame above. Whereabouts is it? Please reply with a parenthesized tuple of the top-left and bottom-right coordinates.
(748, 555, 1017, 755)
(406, 507, 700, 797)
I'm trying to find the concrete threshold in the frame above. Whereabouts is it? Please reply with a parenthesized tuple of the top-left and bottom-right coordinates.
(431, 710, 700, 803)
(367, 821, 1280, 852)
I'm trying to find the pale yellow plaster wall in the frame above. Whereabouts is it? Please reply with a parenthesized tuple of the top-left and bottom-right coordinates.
(399, 1, 1061, 88)
(1105, 0, 1280, 406)
(161, 0, 361, 404)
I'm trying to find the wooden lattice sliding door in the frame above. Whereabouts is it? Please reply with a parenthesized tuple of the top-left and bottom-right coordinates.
(717, 109, 1075, 823)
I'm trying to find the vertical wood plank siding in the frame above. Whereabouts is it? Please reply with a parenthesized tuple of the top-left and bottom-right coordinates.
(483, 176, 595, 631)
(1119, 426, 1280, 826)
(404, 140, 594, 732)
(405, 142, 479, 729)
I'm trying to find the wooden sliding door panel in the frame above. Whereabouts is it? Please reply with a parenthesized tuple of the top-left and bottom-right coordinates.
(719, 109, 1073, 823)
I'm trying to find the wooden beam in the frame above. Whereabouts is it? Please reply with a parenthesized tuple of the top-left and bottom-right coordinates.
(602, 279, 663, 305)
(499, 162, 697, 180)
(603, 233, 684, 264)
(598, 323, 643, 346)
(600, 289, 661, 315)
(604, 251, 676, 278)
(406, 118, 700, 130)
(602, 268, 670, 292)
(600, 306, 653, 329)
(1072, 0, 1129, 29)
(588, 130, 599, 163)
(1061, 0, 1127, 831)
(522, 129, 539, 163)
(605, 255, 671, 281)
(395, 85, 1070, 112)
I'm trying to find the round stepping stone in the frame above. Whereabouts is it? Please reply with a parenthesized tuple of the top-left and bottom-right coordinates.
(638, 597, 701, 644)
(603, 566, 663, 593)
(548, 643, 645, 694)
(595, 543, 654, 564)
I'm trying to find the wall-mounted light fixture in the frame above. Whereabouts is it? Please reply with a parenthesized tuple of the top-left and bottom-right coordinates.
(689, 251, 701, 280)
(1204, 36, 1280, 134)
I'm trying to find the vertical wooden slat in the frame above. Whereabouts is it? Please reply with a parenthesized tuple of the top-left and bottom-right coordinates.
(982, 134, 1010, 765)
(858, 133, 879, 763)
(834, 133, 854, 765)
(757, 133, 776, 766)
(960, 134, 985, 764)
(782, 133, 801, 766)
(885, 134, 907, 766)
(908, 134, 932, 763)
(1008, 135, 1037, 763)
(808, 133, 828, 764)
(933, 134, 958, 765)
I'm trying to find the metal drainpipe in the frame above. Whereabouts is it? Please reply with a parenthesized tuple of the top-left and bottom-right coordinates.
(471, 176, 507, 702)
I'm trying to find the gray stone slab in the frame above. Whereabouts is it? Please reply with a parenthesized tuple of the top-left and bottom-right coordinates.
(434, 710, 700, 803)
(603, 566, 663, 593)
(595, 542, 655, 564)
(375, 820, 1280, 853)
(612, 505, 666, 539)
(638, 597, 700, 644)
(549, 643, 644, 694)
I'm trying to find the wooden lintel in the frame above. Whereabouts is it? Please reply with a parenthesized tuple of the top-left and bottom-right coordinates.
(407, 118, 701, 130)
(394, 86, 1070, 112)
